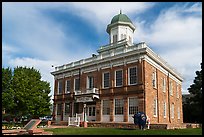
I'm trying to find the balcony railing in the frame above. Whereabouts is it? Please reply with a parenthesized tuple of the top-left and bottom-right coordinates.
(74, 88, 99, 95)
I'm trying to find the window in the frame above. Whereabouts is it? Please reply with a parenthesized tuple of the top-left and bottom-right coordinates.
(163, 102, 166, 118)
(153, 98, 158, 117)
(103, 72, 110, 88)
(121, 34, 126, 40)
(113, 35, 117, 43)
(171, 103, 174, 119)
(74, 78, 80, 91)
(102, 100, 110, 115)
(163, 77, 166, 92)
(65, 103, 70, 115)
(58, 80, 63, 94)
(178, 107, 180, 119)
(115, 98, 124, 115)
(65, 80, 71, 93)
(57, 104, 62, 115)
(176, 83, 179, 98)
(87, 76, 94, 89)
(169, 81, 173, 96)
(115, 70, 123, 87)
(152, 69, 157, 88)
(128, 67, 137, 85)
(88, 106, 95, 116)
(129, 36, 132, 43)
(129, 97, 139, 115)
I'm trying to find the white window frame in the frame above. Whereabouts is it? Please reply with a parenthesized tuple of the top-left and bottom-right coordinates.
(178, 107, 180, 119)
(163, 102, 166, 118)
(64, 102, 70, 115)
(163, 77, 166, 92)
(115, 69, 123, 87)
(87, 76, 94, 89)
(128, 97, 139, 115)
(152, 69, 157, 88)
(170, 81, 173, 96)
(115, 98, 124, 115)
(153, 98, 158, 117)
(113, 35, 117, 43)
(102, 72, 110, 89)
(176, 83, 179, 98)
(171, 103, 174, 119)
(65, 80, 71, 93)
(102, 99, 110, 115)
(58, 80, 63, 94)
(128, 66, 137, 85)
(74, 78, 80, 91)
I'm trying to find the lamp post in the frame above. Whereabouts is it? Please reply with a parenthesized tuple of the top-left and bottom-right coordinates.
(83, 103, 87, 128)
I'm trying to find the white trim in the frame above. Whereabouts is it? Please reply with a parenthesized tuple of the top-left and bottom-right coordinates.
(65, 80, 70, 93)
(163, 101, 166, 118)
(115, 69, 123, 87)
(128, 66, 138, 85)
(153, 98, 158, 117)
(102, 71, 110, 89)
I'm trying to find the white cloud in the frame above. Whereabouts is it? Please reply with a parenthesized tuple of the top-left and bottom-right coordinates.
(134, 3, 202, 94)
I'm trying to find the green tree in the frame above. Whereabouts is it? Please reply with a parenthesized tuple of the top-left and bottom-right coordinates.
(2, 67, 15, 117)
(183, 63, 202, 123)
(2, 66, 51, 121)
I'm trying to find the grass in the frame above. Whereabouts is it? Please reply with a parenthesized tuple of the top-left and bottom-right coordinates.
(44, 127, 202, 135)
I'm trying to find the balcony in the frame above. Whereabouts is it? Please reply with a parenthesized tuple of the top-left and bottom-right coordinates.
(74, 88, 99, 95)
(74, 88, 99, 103)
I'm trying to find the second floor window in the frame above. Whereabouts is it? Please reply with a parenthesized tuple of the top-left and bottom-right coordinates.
(87, 76, 94, 89)
(152, 69, 157, 88)
(169, 81, 173, 96)
(129, 67, 137, 85)
(74, 78, 80, 91)
(163, 77, 166, 92)
(115, 70, 123, 87)
(58, 80, 63, 94)
(66, 80, 70, 93)
(103, 72, 110, 88)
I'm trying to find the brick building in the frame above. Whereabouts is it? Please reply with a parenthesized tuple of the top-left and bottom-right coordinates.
(51, 11, 183, 125)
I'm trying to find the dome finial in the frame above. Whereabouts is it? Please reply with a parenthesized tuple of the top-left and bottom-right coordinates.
(120, 9, 122, 14)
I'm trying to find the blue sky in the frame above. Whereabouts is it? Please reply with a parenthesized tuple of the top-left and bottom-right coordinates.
(2, 2, 202, 102)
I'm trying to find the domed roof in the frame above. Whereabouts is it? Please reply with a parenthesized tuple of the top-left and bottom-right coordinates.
(110, 11, 132, 24)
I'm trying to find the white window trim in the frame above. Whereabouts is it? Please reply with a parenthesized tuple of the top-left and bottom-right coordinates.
(87, 76, 94, 89)
(74, 77, 79, 91)
(115, 69, 123, 87)
(176, 83, 179, 98)
(163, 77, 166, 92)
(178, 107, 180, 119)
(102, 71, 110, 89)
(164, 102, 166, 118)
(171, 103, 174, 119)
(152, 69, 157, 89)
(128, 66, 137, 85)
(153, 98, 158, 117)
(65, 80, 70, 93)
(58, 80, 63, 94)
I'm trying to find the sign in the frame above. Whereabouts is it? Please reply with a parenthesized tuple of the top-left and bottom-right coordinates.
(24, 119, 41, 130)
(76, 96, 93, 102)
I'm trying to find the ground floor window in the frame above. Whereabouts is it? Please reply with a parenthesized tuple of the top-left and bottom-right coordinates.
(129, 97, 139, 115)
(65, 103, 70, 115)
(115, 98, 124, 115)
(88, 106, 95, 116)
(102, 100, 110, 115)
(57, 104, 62, 115)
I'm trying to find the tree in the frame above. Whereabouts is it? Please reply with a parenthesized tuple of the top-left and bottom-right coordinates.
(183, 63, 202, 123)
(2, 67, 15, 121)
(2, 66, 51, 121)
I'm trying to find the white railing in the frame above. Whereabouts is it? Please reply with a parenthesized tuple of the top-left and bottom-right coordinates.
(75, 88, 99, 95)
(68, 115, 80, 127)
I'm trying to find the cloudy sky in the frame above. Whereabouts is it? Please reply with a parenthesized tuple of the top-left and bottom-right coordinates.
(2, 2, 202, 102)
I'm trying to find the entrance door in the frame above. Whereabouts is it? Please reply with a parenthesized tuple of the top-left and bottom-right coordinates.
(87, 105, 96, 121)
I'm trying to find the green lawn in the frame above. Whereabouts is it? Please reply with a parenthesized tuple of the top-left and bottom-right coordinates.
(44, 127, 202, 135)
